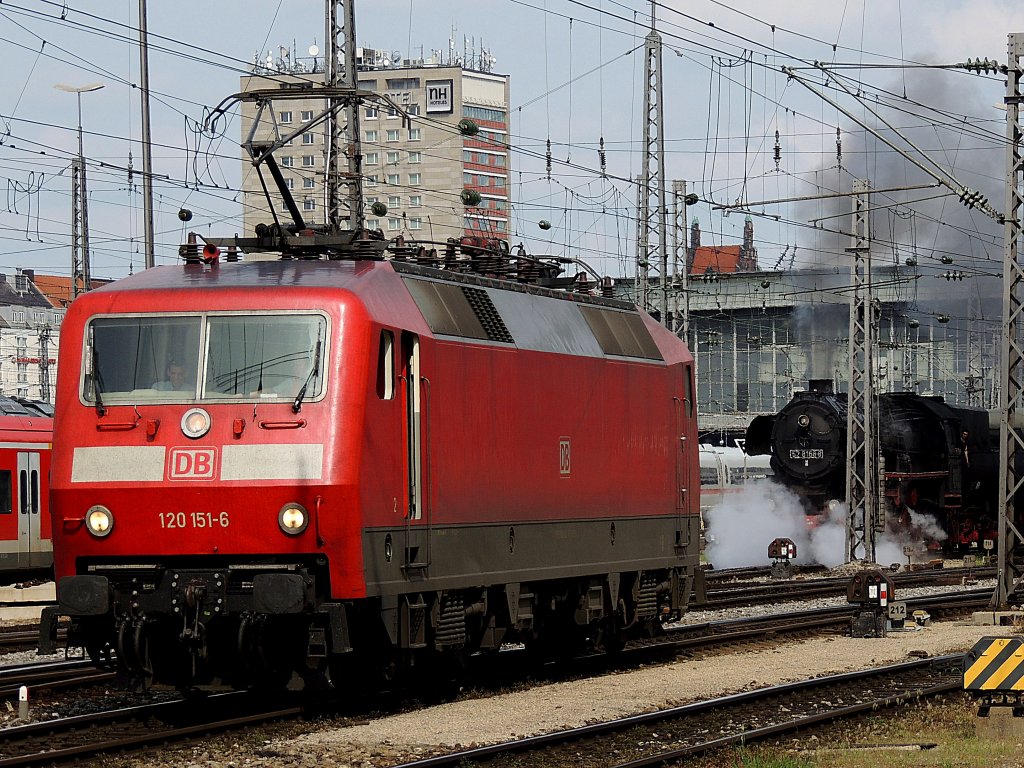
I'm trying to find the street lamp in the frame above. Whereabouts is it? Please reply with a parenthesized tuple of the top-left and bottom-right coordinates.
(54, 83, 104, 298)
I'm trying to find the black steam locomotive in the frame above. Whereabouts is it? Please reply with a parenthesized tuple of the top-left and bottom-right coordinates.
(744, 382, 998, 549)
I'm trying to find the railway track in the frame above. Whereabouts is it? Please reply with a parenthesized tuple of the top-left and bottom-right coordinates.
(0, 589, 989, 765)
(0, 659, 114, 698)
(389, 654, 966, 768)
(694, 566, 994, 609)
(0, 691, 307, 767)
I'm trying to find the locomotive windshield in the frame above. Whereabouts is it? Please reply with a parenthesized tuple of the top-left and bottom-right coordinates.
(82, 313, 327, 404)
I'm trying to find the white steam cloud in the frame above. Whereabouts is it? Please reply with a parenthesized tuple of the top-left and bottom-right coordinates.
(704, 480, 947, 569)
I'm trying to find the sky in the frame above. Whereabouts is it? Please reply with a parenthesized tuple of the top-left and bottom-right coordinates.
(2, 0, 1024, 295)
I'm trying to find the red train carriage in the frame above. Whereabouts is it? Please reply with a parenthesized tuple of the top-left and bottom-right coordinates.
(41, 256, 700, 690)
(0, 399, 53, 577)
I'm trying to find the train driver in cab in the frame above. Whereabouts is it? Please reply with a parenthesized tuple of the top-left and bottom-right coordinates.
(153, 360, 191, 391)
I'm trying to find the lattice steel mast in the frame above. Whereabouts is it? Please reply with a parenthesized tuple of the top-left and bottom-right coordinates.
(636, 1, 668, 324)
(845, 179, 880, 562)
(325, 0, 363, 231)
(995, 33, 1024, 607)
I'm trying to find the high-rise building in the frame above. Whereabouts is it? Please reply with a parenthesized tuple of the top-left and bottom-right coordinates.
(239, 47, 511, 244)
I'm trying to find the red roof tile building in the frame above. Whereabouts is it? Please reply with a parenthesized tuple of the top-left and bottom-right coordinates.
(687, 215, 758, 275)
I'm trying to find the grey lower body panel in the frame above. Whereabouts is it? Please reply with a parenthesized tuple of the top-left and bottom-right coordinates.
(361, 514, 700, 596)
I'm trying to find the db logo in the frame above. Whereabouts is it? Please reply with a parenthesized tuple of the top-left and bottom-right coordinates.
(559, 437, 571, 477)
(168, 447, 217, 480)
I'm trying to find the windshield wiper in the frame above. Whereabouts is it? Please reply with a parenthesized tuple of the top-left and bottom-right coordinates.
(89, 327, 107, 417)
(293, 333, 323, 414)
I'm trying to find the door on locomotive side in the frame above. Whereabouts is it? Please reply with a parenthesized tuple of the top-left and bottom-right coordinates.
(16, 451, 42, 568)
(401, 331, 429, 570)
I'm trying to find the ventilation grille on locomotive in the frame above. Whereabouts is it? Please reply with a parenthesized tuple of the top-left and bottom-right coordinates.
(403, 277, 516, 344)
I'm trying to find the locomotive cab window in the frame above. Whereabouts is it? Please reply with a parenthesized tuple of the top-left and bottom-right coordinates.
(205, 315, 326, 400)
(82, 313, 328, 405)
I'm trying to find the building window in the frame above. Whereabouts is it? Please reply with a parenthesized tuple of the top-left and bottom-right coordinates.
(409, 217, 423, 230)
(366, 219, 380, 230)
(408, 173, 421, 186)
(285, 178, 294, 189)
(496, 220, 507, 232)
(52, 312, 63, 325)
(407, 104, 421, 116)
(302, 155, 315, 167)
(386, 173, 400, 185)
(386, 151, 401, 164)
(386, 77, 421, 90)
(283, 137, 294, 146)
(366, 196, 378, 205)
(409, 195, 422, 207)
(280, 110, 293, 123)
(365, 105, 379, 119)
(365, 175, 378, 187)
(303, 178, 316, 189)
(12, 311, 25, 324)
(387, 218, 401, 231)
(301, 110, 314, 122)
(281, 156, 294, 167)
(365, 129, 378, 143)
(463, 105, 507, 123)
(365, 152, 379, 165)
(408, 151, 422, 164)
(302, 133, 316, 145)
(386, 106, 399, 118)
(16, 364, 27, 384)
(386, 129, 400, 142)
(303, 199, 316, 211)
(463, 172, 474, 185)
(408, 128, 421, 141)
(388, 195, 401, 209)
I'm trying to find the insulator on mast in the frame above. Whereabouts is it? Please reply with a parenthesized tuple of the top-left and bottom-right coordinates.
(546, 138, 552, 181)
(836, 127, 842, 169)
(598, 137, 606, 176)
(773, 130, 781, 172)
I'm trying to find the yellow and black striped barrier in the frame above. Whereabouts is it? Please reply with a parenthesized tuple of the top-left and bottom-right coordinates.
(964, 637, 1024, 694)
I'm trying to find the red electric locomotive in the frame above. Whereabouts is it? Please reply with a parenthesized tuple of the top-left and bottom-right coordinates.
(0, 397, 53, 578)
(41, 243, 700, 690)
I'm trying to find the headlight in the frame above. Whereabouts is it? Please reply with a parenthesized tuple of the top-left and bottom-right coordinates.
(85, 505, 114, 537)
(797, 413, 811, 428)
(181, 408, 211, 439)
(278, 503, 308, 535)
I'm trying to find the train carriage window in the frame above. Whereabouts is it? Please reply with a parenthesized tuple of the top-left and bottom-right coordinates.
(30, 469, 38, 514)
(18, 471, 26, 514)
(0, 471, 10, 514)
(377, 330, 395, 400)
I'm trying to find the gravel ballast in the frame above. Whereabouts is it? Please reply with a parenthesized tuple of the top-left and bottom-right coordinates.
(266, 619, 1014, 765)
